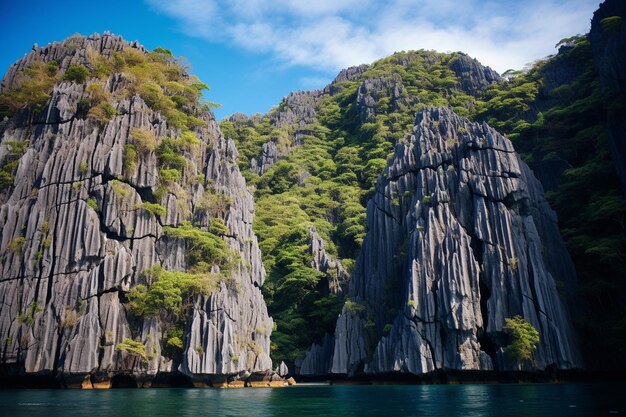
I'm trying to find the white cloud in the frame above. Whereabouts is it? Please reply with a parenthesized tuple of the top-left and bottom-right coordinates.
(146, 0, 598, 74)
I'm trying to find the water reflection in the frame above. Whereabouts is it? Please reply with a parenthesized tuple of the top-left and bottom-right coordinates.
(2, 382, 624, 417)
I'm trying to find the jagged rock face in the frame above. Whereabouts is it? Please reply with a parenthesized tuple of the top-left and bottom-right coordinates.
(298, 334, 335, 376)
(250, 141, 278, 175)
(0, 33, 145, 93)
(330, 65, 369, 85)
(274, 360, 288, 377)
(0, 34, 273, 384)
(270, 90, 322, 128)
(309, 227, 349, 295)
(326, 64, 368, 95)
(449, 53, 502, 95)
(331, 107, 582, 375)
(590, 0, 626, 93)
(589, 0, 626, 195)
(356, 74, 412, 123)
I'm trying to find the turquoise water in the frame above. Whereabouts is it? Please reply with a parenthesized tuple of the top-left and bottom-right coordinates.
(1, 383, 623, 416)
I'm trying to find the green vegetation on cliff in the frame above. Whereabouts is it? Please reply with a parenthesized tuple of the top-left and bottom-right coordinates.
(503, 316, 540, 367)
(479, 36, 626, 368)
(225, 39, 625, 369)
(0, 46, 213, 127)
(2, 29, 624, 371)
(0, 39, 242, 366)
(222, 50, 498, 364)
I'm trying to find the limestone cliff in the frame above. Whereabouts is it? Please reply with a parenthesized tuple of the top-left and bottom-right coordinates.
(0, 33, 273, 387)
(589, 0, 626, 195)
(331, 107, 582, 375)
(224, 49, 506, 372)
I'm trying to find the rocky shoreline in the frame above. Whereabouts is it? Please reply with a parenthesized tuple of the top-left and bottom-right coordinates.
(0, 365, 296, 389)
(2, 366, 623, 389)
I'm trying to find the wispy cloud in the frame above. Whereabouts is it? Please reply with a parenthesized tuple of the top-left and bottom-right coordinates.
(146, 0, 598, 75)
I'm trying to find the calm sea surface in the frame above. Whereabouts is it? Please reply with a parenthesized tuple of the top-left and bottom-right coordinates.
(1, 383, 624, 416)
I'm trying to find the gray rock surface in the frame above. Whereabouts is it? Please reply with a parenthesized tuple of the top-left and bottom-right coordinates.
(274, 360, 289, 377)
(250, 140, 279, 175)
(326, 64, 369, 95)
(299, 334, 335, 376)
(309, 227, 349, 295)
(270, 91, 322, 128)
(0, 33, 273, 385)
(356, 74, 412, 123)
(449, 53, 502, 95)
(330, 107, 583, 375)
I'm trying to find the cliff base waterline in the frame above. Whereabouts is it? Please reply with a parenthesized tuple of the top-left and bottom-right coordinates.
(2, 365, 624, 389)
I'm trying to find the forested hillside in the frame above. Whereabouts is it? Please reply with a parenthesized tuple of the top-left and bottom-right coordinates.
(221, 51, 501, 364)
(222, 25, 625, 370)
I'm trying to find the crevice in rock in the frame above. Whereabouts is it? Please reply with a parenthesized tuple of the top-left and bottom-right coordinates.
(372, 199, 400, 223)
(1, 267, 98, 283)
(384, 167, 419, 182)
(466, 144, 517, 155)
(205, 306, 237, 323)
(35, 175, 101, 191)
(459, 168, 521, 181)
(432, 278, 441, 371)
(477, 257, 496, 363)
(12, 114, 76, 130)
(96, 290, 107, 370)
(44, 176, 64, 306)
(84, 286, 120, 300)
(404, 312, 437, 325)
(525, 249, 544, 318)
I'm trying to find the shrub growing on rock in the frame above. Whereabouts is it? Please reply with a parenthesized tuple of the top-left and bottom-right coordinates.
(63, 65, 89, 83)
(503, 315, 540, 367)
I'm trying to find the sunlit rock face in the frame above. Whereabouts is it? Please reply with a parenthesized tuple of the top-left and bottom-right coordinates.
(330, 107, 583, 375)
(0, 33, 272, 386)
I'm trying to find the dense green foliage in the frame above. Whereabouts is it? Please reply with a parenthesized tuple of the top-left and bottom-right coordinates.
(476, 36, 626, 368)
(503, 316, 540, 366)
(251, 191, 344, 361)
(226, 39, 626, 369)
(0, 60, 59, 117)
(86, 46, 212, 130)
(223, 51, 495, 364)
(116, 337, 150, 363)
(63, 64, 89, 83)
(163, 221, 234, 272)
(127, 265, 221, 318)
(141, 202, 167, 218)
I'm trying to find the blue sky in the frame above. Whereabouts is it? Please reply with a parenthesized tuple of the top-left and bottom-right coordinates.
(1, 0, 599, 119)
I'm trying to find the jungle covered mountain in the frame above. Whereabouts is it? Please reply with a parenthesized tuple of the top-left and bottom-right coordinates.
(221, 8, 626, 371)
(0, 0, 623, 387)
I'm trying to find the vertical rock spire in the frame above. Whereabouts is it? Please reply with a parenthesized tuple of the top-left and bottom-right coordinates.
(331, 107, 582, 375)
